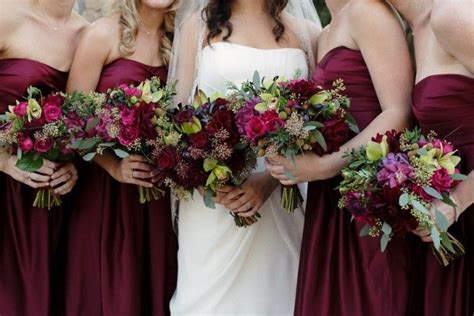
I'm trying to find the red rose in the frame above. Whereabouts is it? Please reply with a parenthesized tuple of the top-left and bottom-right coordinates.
(190, 131, 209, 149)
(13, 102, 28, 117)
(157, 146, 179, 170)
(245, 117, 268, 142)
(138, 102, 157, 139)
(286, 79, 320, 101)
(175, 109, 194, 124)
(313, 118, 349, 155)
(208, 108, 234, 133)
(18, 132, 34, 152)
(431, 168, 453, 193)
(42, 103, 62, 123)
(117, 125, 140, 146)
(44, 94, 64, 107)
(120, 105, 138, 126)
(34, 138, 53, 153)
(261, 110, 284, 133)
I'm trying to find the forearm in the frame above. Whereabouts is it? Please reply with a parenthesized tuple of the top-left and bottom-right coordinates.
(93, 150, 120, 179)
(322, 107, 411, 178)
(452, 171, 474, 215)
(0, 151, 9, 173)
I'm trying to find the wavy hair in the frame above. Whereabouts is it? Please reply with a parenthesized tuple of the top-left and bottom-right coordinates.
(203, 0, 288, 45)
(107, 0, 179, 66)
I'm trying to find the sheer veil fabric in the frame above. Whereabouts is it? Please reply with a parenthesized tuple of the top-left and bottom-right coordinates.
(168, 1, 322, 315)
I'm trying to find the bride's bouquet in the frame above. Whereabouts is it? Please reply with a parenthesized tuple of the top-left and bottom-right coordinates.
(0, 87, 79, 209)
(231, 72, 356, 213)
(338, 128, 466, 266)
(152, 92, 258, 227)
(72, 77, 176, 203)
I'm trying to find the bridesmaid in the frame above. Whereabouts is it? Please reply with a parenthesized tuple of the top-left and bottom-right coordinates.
(267, 0, 415, 315)
(65, 0, 178, 315)
(390, 1, 474, 315)
(0, 0, 86, 315)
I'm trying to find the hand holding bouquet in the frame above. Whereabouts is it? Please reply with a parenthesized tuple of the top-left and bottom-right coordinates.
(338, 128, 466, 266)
(231, 72, 356, 213)
(0, 87, 78, 209)
(152, 92, 258, 227)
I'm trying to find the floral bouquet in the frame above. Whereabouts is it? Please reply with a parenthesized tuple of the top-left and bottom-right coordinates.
(0, 87, 78, 209)
(338, 128, 467, 266)
(72, 77, 176, 203)
(230, 72, 356, 213)
(152, 92, 258, 227)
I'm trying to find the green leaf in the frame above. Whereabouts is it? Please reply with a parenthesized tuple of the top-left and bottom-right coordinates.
(359, 224, 371, 237)
(423, 186, 443, 200)
(252, 71, 261, 90)
(313, 130, 327, 152)
(203, 158, 218, 172)
(382, 222, 392, 235)
(204, 189, 216, 209)
(309, 92, 330, 105)
(411, 199, 430, 214)
(441, 192, 458, 208)
(113, 148, 129, 158)
(344, 112, 360, 133)
(79, 138, 99, 150)
(16, 147, 22, 160)
(450, 173, 469, 181)
(380, 233, 391, 252)
(205, 172, 217, 187)
(234, 141, 248, 150)
(284, 166, 297, 182)
(417, 148, 428, 156)
(82, 152, 96, 162)
(440, 232, 455, 253)
(431, 226, 441, 250)
(85, 118, 99, 131)
(15, 153, 44, 172)
(254, 102, 268, 113)
(399, 193, 410, 207)
(435, 210, 449, 232)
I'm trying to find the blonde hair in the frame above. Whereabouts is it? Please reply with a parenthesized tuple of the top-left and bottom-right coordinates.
(107, 0, 179, 66)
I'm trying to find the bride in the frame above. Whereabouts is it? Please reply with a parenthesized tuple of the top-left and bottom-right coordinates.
(168, 0, 321, 314)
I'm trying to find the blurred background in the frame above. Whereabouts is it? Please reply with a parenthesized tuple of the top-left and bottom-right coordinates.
(75, 0, 331, 25)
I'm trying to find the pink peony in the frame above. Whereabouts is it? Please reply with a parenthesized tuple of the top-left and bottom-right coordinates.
(13, 102, 28, 117)
(118, 125, 140, 146)
(18, 132, 34, 152)
(34, 138, 53, 153)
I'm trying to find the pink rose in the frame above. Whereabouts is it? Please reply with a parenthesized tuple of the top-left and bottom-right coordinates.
(42, 103, 62, 123)
(34, 138, 53, 153)
(13, 102, 28, 117)
(431, 168, 453, 193)
(261, 111, 284, 133)
(118, 125, 140, 146)
(245, 117, 268, 142)
(120, 85, 142, 98)
(120, 106, 138, 126)
(18, 132, 34, 152)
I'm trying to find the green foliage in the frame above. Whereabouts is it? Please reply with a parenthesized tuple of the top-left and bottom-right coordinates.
(314, 0, 331, 26)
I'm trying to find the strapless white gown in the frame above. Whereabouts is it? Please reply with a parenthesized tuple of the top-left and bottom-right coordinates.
(170, 42, 309, 316)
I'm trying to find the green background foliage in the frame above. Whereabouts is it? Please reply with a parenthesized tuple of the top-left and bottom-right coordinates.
(314, 0, 331, 26)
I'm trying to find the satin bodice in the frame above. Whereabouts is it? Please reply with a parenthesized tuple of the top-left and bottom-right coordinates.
(197, 42, 309, 96)
(0, 58, 68, 112)
(96, 58, 168, 93)
(313, 46, 381, 130)
(413, 74, 474, 169)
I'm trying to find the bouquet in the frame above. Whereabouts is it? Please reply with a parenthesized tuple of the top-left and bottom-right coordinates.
(152, 92, 258, 227)
(231, 72, 357, 213)
(0, 87, 79, 209)
(338, 128, 466, 266)
(72, 77, 176, 203)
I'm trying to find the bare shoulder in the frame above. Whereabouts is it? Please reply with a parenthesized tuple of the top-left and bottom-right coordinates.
(78, 16, 120, 47)
(70, 11, 90, 32)
(346, 0, 400, 29)
(431, 0, 474, 36)
(0, 0, 27, 29)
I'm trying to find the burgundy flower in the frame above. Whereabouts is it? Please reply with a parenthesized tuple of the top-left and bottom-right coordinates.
(120, 84, 142, 98)
(189, 131, 209, 149)
(119, 105, 138, 126)
(157, 146, 179, 170)
(117, 125, 139, 146)
(286, 79, 320, 101)
(64, 112, 85, 130)
(372, 130, 401, 152)
(235, 99, 259, 134)
(13, 102, 28, 117)
(18, 132, 34, 152)
(137, 102, 157, 139)
(245, 117, 268, 142)
(413, 185, 434, 202)
(208, 108, 234, 133)
(34, 138, 53, 153)
(344, 191, 369, 219)
(175, 109, 194, 124)
(431, 168, 453, 193)
(261, 111, 284, 133)
(42, 103, 62, 123)
(313, 118, 349, 155)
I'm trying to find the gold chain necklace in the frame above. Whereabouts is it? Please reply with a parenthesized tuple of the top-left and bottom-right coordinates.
(38, 0, 71, 31)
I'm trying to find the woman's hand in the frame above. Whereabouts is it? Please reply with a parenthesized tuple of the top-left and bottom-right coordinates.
(266, 152, 335, 185)
(413, 198, 459, 243)
(1, 155, 56, 189)
(219, 172, 278, 217)
(50, 162, 79, 195)
(110, 154, 154, 188)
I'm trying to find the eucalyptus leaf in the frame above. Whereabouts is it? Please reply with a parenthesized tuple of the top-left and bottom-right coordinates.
(417, 148, 428, 156)
(204, 189, 216, 209)
(399, 193, 410, 207)
(82, 152, 96, 162)
(284, 167, 297, 182)
(252, 71, 261, 90)
(435, 210, 449, 232)
(85, 118, 99, 131)
(15, 153, 43, 172)
(441, 192, 458, 208)
(431, 226, 441, 250)
(380, 233, 391, 252)
(313, 130, 327, 152)
(440, 232, 455, 253)
(359, 224, 371, 237)
(113, 148, 130, 158)
(344, 112, 360, 133)
(382, 222, 393, 235)
(450, 173, 469, 181)
(411, 200, 430, 214)
(423, 186, 443, 200)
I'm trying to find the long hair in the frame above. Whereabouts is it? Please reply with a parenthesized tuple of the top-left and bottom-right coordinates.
(203, 0, 288, 45)
(107, 0, 180, 66)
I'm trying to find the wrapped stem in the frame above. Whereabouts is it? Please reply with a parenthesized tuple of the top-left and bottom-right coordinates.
(138, 185, 165, 204)
(431, 232, 465, 267)
(232, 212, 262, 228)
(33, 188, 62, 210)
(281, 185, 304, 213)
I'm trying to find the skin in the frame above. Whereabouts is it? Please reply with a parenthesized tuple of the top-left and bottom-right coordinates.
(0, 0, 88, 195)
(266, 0, 413, 193)
(66, 0, 175, 188)
(390, 0, 474, 242)
(201, 0, 322, 217)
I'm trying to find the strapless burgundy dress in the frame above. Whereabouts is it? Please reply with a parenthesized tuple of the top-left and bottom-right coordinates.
(0, 58, 68, 316)
(64, 59, 177, 316)
(294, 47, 415, 316)
(411, 74, 474, 316)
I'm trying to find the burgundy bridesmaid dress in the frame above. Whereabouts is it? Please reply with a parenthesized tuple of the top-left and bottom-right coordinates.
(0, 58, 68, 316)
(411, 74, 474, 316)
(294, 47, 415, 316)
(64, 58, 177, 316)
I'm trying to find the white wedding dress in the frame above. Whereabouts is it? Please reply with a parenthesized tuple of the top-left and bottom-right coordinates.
(170, 42, 309, 316)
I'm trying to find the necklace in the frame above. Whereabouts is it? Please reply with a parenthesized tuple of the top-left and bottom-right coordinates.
(38, 0, 70, 31)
